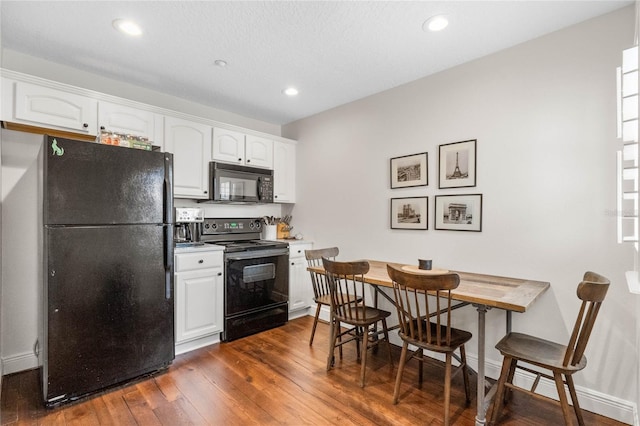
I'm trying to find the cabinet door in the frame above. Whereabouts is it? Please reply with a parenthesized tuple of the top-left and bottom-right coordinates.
(212, 127, 245, 164)
(273, 140, 296, 203)
(164, 116, 211, 199)
(289, 243, 313, 312)
(14, 81, 97, 134)
(245, 135, 273, 169)
(98, 101, 157, 140)
(175, 267, 224, 343)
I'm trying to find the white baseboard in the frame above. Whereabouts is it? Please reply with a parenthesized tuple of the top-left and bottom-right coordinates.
(2, 350, 39, 375)
(175, 333, 221, 356)
(289, 307, 311, 320)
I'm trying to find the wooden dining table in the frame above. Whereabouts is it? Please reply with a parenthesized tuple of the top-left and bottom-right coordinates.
(308, 259, 550, 426)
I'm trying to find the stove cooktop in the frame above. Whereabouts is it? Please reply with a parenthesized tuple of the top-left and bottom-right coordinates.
(205, 239, 288, 253)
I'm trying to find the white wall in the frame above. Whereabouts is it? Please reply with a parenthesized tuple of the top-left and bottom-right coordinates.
(0, 130, 43, 374)
(284, 6, 637, 424)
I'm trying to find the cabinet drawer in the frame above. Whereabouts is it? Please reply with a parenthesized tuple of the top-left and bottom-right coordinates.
(175, 251, 223, 272)
(289, 243, 313, 260)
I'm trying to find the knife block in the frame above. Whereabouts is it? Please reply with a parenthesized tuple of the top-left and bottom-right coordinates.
(277, 223, 290, 239)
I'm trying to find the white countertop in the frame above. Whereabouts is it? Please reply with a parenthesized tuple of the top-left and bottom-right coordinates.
(174, 244, 224, 254)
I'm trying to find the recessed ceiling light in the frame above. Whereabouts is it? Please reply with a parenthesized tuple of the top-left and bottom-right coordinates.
(423, 15, 448, 32)
(283, 87, 299, 96)
(214, 59, 228, 68)
(112, 19, 142, 36)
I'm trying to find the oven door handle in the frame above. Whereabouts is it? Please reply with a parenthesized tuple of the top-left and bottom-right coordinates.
(225, 248, 289, 261)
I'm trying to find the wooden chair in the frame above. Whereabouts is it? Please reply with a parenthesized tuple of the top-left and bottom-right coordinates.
(387, 264, 472, 426)
(305, 247, 342, 346)
(322, 257, 393, 387)
(490, 271, 610, 426)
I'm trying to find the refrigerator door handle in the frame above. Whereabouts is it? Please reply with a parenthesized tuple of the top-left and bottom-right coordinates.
(164, 153, 174, 225)
(164, 225, 174, 300)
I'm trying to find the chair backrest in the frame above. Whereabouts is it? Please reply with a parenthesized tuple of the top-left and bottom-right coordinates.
(387, 264, 460, 347)
(305, 247, 339, 300)
(563, 271, 610, 366)
(322, 257, 371, 322)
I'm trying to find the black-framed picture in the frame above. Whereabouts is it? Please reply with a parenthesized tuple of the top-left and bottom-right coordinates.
(438, 139, 476, 189)
(434, 194, 482, 232)
(390, 152, 428, 188)
(391, 197, 428, 230)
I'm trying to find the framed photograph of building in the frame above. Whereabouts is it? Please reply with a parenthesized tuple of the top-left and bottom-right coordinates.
(390, 152, 428, 188)
(438, 139, 476, 189)
(391, 197, 428, 230)
(434, 194, 482, 232)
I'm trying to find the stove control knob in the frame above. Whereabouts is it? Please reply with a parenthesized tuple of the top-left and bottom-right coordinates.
(211, 223, 218, 230)
(249, 222, 254, 229)
(204, 223, 209, 229)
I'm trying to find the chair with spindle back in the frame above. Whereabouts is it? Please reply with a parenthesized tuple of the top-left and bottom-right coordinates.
(322, 258, 393, 387)
(305, 247, 359, 346)
(387, 264, 472, 426)
(490, 271, 610, 426)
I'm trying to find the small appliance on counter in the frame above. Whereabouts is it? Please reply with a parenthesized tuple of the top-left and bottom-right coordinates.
(174, 207, 204, 247)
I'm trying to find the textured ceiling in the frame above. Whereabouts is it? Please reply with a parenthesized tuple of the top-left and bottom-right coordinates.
(0, 1, 633, 125)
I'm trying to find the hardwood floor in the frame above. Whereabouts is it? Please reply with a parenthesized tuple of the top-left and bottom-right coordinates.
(1, 316, 626, 425)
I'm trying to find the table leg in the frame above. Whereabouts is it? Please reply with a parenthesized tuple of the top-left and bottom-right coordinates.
(475, 304, 489, 426)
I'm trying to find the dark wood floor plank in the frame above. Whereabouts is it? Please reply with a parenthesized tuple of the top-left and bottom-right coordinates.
(204, 345, 335, 425)
(99, 389, 137, 426)
(62, 400, 100, 426)
(122, 387, 162, 425)
(0, 316, 628, 426)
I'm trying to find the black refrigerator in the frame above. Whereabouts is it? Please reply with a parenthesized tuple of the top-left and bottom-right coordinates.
(42, 136, 175, 406)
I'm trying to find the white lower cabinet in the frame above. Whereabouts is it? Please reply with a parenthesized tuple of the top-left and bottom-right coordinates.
(175, 248, 224, 354)
(288, 242, 313, 317)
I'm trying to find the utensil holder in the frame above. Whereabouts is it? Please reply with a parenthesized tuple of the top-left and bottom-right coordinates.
(263, 225, 277, 240)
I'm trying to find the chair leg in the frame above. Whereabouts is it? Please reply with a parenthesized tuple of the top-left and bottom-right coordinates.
(460, 345, 471, 404)
(504, 357, 517, 404)
(393, 342, 409, 404)
(355, 327, 362, 362)
(382, 319, 393, 367)
(490, 356, 513, 426)
(326, 318, 338, 371)
(309, 303, 322, 346)
(418, 348, 424, 385)
(566, 374, 585, 426)
(444, 353, 452, 426)
(553, 372, 574, 426)
(359, 330, 368, 388)
(337, 320, 343, 359)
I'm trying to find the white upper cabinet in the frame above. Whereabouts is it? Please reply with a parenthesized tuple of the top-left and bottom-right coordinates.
(164, 116, 212, 199)
(98, 101, 160, 143)
(7, 80, 98, 135)
(212, 127, 245, 164)
(245, 134, 273, 169)
(273, 140, 296, 203)
(212, 127, 273, 169)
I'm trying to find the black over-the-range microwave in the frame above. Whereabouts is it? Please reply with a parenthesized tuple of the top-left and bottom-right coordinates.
(207, 162, 274, 203)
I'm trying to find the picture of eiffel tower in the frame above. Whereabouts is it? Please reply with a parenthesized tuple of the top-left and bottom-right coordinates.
(451, 152, 463, 178)
(447, 151, 468, 180)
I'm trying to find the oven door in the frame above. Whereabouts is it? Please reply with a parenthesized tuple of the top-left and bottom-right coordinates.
(224, 248, 289, 317)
